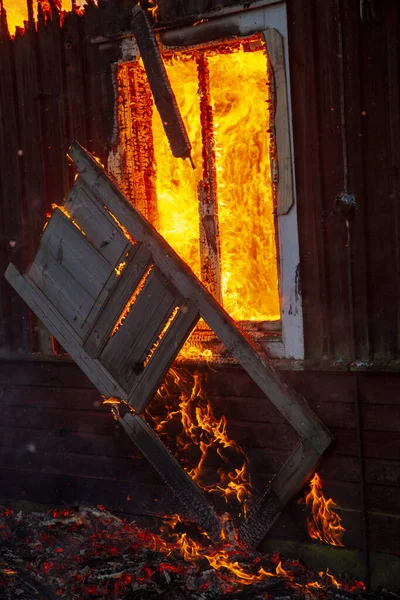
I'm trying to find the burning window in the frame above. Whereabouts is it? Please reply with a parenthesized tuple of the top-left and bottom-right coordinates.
(113, 36, 280, 332)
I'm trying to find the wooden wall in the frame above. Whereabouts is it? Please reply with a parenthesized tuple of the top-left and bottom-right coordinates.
(0, 360, 399, 558)
(0, 0, 400, 565)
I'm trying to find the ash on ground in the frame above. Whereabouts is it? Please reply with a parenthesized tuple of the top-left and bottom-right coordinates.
(0, 505, 393, 600)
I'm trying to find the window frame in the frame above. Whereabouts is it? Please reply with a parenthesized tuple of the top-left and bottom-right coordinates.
(112, 0, 303, 360)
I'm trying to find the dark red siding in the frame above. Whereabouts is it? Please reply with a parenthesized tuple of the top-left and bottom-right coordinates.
(0, 0, 400, 565)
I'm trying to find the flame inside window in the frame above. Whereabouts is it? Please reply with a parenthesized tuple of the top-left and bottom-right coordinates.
(115, 37, 280, 322)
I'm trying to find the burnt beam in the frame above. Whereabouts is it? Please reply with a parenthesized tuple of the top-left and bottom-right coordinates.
(119, 412, 222, 541)
(130, 5, 193, 162)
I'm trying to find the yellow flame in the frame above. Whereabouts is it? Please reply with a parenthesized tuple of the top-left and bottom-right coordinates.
(117, 38, 280, 324)
(143, 306, 180, 367)
(147, 369, 253, 517)
(3, 0, 87, 34)
(152, 55, 202, 280)
(305, 473, 345, 547)
(208, 45, 280, 320)
(110, 265, 153, 337)
(104, 206, 136, 246)
(114, 261, 127, 277)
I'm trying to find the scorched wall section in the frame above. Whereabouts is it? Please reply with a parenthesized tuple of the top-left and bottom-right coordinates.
(0, 0, 400, 567)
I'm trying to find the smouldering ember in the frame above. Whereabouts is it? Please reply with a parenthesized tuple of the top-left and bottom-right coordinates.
(0, 505, 369, 600)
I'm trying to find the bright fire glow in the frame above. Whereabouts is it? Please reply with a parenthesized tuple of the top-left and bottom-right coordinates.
(208, 45, 279, 320)
(2, 0, 88, 34)
(305, 473, 345, 547)
(146, 369, 253, 517)
(117, 38, 280, 323)
(152, 56, 202, 280)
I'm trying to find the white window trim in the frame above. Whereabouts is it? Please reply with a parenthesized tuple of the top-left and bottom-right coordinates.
(175, 1, 304, 360)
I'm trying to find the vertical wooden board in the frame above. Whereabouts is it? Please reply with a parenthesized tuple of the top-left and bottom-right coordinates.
(63, 11, 88, 164)
(358, 6, 397, 359)
(0, 34, 29, 351)
(82, 5, 121, 162)
(385, 1, 400, 358)
(13, 30, 46, 266)
(37, 12, 69, 210)
(99, 268, 179, 391)
(286, 0, 331, 359)
(65, 179, 132, 265)
(313, 0, 352, 359)
(341, 0, 371, 359)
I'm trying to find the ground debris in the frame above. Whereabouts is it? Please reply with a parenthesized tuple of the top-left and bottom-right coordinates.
(0, 505, 392, 600)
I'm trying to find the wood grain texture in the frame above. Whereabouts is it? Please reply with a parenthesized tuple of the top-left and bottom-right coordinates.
(128, 300, 200, 412)
(4, 263, 124, 400)
(120, 413, 222, 540)
(28, 209, 113, 336)
(65, 179, 132, 266)
(69, 141, 333, 456)
(99, 267, 180, 393)
(263, 29, 294, 216)
(84, 243, 153, 357)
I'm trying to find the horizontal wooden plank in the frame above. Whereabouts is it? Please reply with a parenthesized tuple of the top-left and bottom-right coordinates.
(0, 426, 138, 459)
(0, 446, 161, 486)
(0, 467, 187, 519)
(269, 501, 400, 557)
(211, 395, 400, 432)
(0, 361, 94, 388)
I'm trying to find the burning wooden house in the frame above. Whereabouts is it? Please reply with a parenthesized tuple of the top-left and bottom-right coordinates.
(0, 0, 399, 595)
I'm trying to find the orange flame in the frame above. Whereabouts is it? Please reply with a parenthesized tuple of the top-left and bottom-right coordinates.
(147, 369, 253, 517)
(110, 265, 153, 337)
(49, 203, 86, 236)
(2, 0, 88, 34)
(305, 473, 345, 547)
(104, 206, 136, 246)
(143, 306, 180, 368)
(114, 261, 127, 277)
(116, 38, 280, 328)
(319, 569, 341, 589)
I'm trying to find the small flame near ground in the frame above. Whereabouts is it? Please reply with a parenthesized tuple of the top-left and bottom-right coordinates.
(305, 472, 346, 547)
(0, 505, 367, 596)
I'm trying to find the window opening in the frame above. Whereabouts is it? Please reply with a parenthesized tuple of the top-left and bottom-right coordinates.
(115, 35, 280, 331)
